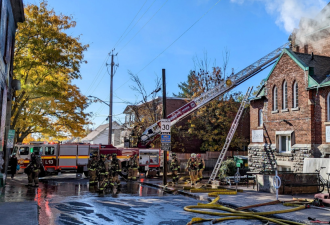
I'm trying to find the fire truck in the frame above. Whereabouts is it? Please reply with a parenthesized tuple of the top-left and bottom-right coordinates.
(13, 142, 165, 178)
(13, 142, 99, 176)
(98, 145, 165, 177)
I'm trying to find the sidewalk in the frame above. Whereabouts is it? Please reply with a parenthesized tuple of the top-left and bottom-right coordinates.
(141, 177, 330, 224)
(0, 174, 39, 225)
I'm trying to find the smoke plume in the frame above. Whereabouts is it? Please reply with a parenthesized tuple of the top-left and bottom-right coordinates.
(230, 0, 327, 33)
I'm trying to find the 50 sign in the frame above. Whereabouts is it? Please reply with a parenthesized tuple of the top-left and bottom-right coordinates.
(44, 159, 55, 165)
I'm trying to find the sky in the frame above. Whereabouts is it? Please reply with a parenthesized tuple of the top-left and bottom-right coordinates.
(23, 0, 329, 130)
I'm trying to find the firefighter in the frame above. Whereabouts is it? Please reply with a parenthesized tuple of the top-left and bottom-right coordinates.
(196, 154, 205, 183)
(25, 153, 41, 187)
(128, 152, 139, 181)
(98, 154, 107, 192)
(111, 153, 122, 186)
(186, 153, 198, 186)
(87, 153, 99, 191)
(170, 153, 180, 185)
(105, 154, 114, 188)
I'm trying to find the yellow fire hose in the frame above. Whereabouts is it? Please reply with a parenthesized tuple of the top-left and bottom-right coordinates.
(184, 196, 306, 225)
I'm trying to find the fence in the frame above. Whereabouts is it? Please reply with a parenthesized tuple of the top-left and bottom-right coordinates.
(176, 151, 248, 171)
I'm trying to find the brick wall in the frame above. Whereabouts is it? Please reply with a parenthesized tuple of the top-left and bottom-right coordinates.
(264, 54, 311, 145)
(248, 53, 314, 173)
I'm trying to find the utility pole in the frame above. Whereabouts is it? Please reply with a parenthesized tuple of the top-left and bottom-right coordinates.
(107, 50, 118, 145)
(162, 69, 167, 185)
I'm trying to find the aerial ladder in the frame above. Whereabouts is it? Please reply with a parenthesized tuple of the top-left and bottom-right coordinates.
(208, 87, 252, 183)
(140, 42, 290, 145)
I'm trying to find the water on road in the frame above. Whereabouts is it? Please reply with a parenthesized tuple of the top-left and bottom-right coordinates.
(1, 174, 262, 225)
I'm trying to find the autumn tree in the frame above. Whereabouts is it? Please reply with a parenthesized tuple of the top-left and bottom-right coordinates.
(12, 2, 90, 142)
(172, 71, 197, 98)
(172, 53, 249, 152)
(127, 71, 162, 141)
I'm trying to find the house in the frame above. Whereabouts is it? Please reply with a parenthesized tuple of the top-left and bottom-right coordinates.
(122, 96, 250, 154)
(0, 0, 24, 176)
(249, 3, 330, 173)
(81, 122, 123, 146)
(122, 96, 201, 151)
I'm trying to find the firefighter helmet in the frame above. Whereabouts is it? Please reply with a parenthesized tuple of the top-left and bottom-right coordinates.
(172, 153, 176, 157)
(100, 154, 105, 159)
(191, 153, 196, 158)
(197, 154, 201, 158)
(112, 153, 117, 156)
(31, 153, 36, 160)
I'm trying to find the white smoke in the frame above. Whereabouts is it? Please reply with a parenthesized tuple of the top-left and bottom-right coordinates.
(230, 0, 328, 33)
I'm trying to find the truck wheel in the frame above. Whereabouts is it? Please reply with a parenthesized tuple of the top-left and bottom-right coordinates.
(84, 171, 89, 177)
(121, 166, 128, 179)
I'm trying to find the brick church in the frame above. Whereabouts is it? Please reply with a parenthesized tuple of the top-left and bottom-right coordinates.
(249, 3, 330, 173)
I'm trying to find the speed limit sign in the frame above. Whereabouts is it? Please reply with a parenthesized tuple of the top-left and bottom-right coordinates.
(161, 119, 171, 132)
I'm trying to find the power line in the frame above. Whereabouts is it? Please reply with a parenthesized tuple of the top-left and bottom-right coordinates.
(85, 55, 110, 96)
(89, 70, 108, 95)
(87, 0, 164, 99)
(135, 0, 222, 74)
(114, 0, 149, 48)
(118, 0, 166, 53)
(85, 1, 148, 96)
(113, 0, 222, 93)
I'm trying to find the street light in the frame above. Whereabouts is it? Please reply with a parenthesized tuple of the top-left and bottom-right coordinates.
(88, 95, 112, 145)
(88, 95, 110, 107)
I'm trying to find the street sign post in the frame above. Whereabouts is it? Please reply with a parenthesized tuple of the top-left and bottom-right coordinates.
(161, 119, 171, 151)
(7, 130, 15, 148)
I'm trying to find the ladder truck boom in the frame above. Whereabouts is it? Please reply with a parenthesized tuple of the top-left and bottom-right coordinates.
(140, 42, 290, 144)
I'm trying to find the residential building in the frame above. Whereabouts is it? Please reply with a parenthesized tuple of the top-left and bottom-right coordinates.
(81, 122, 123, 146)
(249, 3, 330, 173)
(123, 96, 250, 154)
(0, 0, 24, 177)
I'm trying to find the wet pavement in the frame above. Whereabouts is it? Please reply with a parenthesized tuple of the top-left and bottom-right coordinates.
(0, 173, 264, 225)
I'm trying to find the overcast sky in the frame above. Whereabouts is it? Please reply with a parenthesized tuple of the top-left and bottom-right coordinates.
(23, 0, 328, 129)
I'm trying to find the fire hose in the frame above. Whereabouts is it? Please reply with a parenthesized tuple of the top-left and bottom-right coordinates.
(184, 196, 306, 225)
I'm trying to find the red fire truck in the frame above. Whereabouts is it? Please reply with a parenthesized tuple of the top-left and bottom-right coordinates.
(13, 142, 99, 176)
(13, 142, 166, 178)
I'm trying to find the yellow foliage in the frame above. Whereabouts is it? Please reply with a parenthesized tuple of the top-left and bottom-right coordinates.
(12, 1, 90, 142)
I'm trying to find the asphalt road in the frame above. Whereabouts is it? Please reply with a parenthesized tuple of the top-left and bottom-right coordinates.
(1, 173, 263, 225)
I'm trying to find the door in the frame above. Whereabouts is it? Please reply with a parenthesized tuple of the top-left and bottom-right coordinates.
(43, 145, 57, 169)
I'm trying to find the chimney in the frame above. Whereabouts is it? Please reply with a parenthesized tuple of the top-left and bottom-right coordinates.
(311, 52, 314, 60)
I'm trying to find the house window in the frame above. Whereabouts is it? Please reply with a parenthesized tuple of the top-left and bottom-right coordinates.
(328, 92, 330, 121)
(282, 81, 287, 109)
(125, 114, 130, 123)
(279, 166, 291, 172)
(279, 135, 291, 153)
(258, 109, 263, 127)
(293, 81, 298, 108)
(273, 86, 278, 111)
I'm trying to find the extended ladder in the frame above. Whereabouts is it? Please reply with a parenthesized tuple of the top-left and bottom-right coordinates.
(141, 42, 290, 144)
(208, 87, 253, 183)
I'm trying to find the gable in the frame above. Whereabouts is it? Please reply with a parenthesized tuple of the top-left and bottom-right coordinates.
(265, 48, 308, 82)
(265, 48, 330, 89)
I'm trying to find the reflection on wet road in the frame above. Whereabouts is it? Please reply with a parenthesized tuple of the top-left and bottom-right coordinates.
(0, 174, 262, 225)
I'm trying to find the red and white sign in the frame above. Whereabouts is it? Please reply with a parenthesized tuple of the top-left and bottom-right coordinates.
(167, 101, 197, 121)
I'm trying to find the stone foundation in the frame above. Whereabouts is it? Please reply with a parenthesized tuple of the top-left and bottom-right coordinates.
(248, 143, 313, 172)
